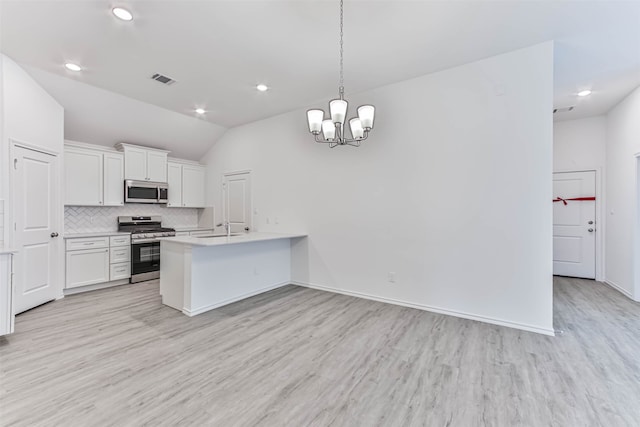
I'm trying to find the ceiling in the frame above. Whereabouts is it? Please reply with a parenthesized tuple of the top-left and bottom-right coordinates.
(1, 0, 640, 131)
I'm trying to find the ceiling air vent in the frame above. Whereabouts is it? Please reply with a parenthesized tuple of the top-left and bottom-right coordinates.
(553, 106, 574, 114)
(150, 73, 176, 85)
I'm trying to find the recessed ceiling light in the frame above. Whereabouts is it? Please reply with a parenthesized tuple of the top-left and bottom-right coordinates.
(256, 84, 269, 92)
(195, 108, 206, 115)
(577, 90, 592, 97)
(112, 7, 133, 21)
(64, 63, 82, 72)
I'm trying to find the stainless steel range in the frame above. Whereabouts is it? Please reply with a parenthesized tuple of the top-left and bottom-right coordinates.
(118, 216, 175, 283)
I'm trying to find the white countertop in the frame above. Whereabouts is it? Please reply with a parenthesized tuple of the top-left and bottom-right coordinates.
(174, 227, 215, 232)
(0, 247, 18, 255)
(160, 232, 307, 247)
(64, 231, 131, 239)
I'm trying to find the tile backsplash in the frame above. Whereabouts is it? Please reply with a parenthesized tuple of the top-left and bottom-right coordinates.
(65, 204, 199, 233)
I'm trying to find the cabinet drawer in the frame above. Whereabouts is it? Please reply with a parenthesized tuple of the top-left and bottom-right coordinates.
(110, 246, 130, 264)
(110, 262, 131, 281)
(66, 237, 109, 251)
(110, 235, 131, 247)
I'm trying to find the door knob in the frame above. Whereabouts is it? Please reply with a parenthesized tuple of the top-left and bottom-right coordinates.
(588, 228, 594, 233)
(588, 221, 594, 225)
(50, 232, 59, 238)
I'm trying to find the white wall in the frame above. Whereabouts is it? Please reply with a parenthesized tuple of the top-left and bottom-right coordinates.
(605, 85, 640, 300)
(1, 54, 64, 293)
(2, 56, 64, 155)
(202, 43, 555, 335)
(553, 116, 606, 280)
(553, 116, 606, 172)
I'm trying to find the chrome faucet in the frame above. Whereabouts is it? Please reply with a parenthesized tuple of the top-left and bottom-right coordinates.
(216, 221, 231, 237)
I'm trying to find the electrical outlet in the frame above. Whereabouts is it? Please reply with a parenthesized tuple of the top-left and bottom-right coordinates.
(253, 267, 259, 275)
(275, 217, 279, 225)
(388, 272, 396, 283)
(266, 217, 270, 224)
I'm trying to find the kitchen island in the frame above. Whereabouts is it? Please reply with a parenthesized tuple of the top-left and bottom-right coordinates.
(159, 232, 307, 316)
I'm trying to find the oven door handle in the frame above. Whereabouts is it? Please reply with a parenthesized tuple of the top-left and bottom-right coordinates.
(131, 239, 161, 245)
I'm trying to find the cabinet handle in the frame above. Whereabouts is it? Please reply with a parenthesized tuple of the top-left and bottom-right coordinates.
(83, 243, 93, 246)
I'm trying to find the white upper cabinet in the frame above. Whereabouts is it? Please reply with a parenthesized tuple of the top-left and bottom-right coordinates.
(103, 152, 124, 206)
(64, 143, 124, 206)
(166, 162, 182, 207)
(123, 146, 147, 181)
(64, 146, 104, 206)
(117, 143, 169, 182)
(147, 151, 168, 182)
(182, 165, 206, 207)
(167, 160, 206, 208)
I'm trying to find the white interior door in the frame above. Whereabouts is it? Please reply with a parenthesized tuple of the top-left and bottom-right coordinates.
(223, 172, 251, 233)
(13, 146, 61, 313)
(553, 171, 596, 279)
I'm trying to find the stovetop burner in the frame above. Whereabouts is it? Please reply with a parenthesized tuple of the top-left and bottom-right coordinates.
(118, 216, 175, 240)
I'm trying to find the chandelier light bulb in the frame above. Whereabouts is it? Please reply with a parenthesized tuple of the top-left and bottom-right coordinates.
(322, 119, 336, 140)
(349, 118, 364, 140)
(307, 110, 324, 134)
(329, 99, 348, 124)
(357, 105, 375, 130)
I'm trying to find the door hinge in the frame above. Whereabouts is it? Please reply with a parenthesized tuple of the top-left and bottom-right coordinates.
(14, 158, 18, 169)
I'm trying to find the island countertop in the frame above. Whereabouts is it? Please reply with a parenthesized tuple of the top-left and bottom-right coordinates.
(159, 232, 307, 247)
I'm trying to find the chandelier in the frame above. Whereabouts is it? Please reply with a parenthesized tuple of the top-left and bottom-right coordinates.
(306, 0, 375, 148)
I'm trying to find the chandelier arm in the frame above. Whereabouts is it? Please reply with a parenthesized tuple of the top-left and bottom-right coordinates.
(314, 134, 335, 144)
(342, 130, 370, 147)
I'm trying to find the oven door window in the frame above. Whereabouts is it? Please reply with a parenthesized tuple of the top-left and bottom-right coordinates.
(131, 242, 160, 274)
(128, 186, 157, 200)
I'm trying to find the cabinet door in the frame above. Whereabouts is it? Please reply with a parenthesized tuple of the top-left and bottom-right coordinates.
(182, 165, 206, 208)
(166, 162, 183, 207)
(66, 248, 110, 289)
(0, 254, 14, 336)
(124, 146, 147, 181)
(65, 148, 103, 206)
(103, 152, 124, 206)
(146, 151, 168, 182)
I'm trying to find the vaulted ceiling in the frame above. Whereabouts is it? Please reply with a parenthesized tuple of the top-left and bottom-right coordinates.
(1, 1, 639, 145)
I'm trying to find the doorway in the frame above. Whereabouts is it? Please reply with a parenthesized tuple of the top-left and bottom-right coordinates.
(553, 171, 597, 279)
(11, 143, 62, 313)
(222, 171, 252, 234)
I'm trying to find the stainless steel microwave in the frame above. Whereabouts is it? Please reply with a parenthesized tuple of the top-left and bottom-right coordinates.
(124, 180, 168, 204)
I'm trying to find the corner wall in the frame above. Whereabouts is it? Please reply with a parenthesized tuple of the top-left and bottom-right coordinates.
(605, 85, 640, 300)
(202, 42, 555, 334)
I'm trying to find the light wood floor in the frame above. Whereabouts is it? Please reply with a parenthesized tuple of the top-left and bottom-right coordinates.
(1, 277, 639, 426)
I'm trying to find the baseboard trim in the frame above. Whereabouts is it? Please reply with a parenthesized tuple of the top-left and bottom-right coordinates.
(292, 281, 555, 336)
(604, 279, 635, 300)
(64, 279, 130, 296)
(185, 281, 291, 317)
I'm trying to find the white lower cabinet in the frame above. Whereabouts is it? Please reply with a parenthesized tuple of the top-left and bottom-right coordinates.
(0, 253, 14, 336)
(65, 234, 132, 291)
(110, 263, 131, 281)
(66, 247, 111, 289)
(110, 246, 130, 264)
